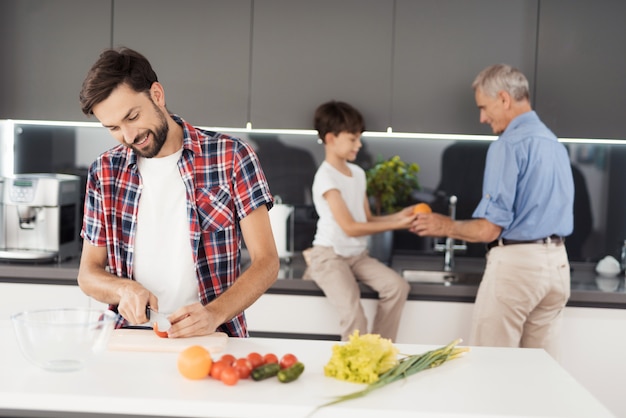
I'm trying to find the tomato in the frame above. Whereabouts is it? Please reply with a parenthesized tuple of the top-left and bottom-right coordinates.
(247, 352, 264, 369)
(233, 358, 252, 379)
(220, 366, 240, 386)
(263, 353, 279, 365)
(279, 353, 298, 369)
(209, 359, 228, 380)
(177, 345, 212, 380)
(219, 354, 236, 366)
(153, 323, 168, 338)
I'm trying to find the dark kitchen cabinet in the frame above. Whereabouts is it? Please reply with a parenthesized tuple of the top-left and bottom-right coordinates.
(391, 0, 539, 134)
(0, 0, 111, 121)
(249, 0, 394, 131)
(1, 0, 625, 140)
(112, 0, 252, 128)
(534, 0, 626, 139)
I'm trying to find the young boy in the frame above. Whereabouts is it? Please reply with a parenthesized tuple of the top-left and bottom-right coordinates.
(306, 100, 414, 342)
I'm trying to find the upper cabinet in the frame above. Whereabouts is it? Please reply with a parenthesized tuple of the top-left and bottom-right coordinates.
(249, 0, 394, 131)
(1, 0, 625, 139)
(391, 0, 539, 134)
(0, 0, 111, 121)
(113, 0, 252, 128)
(534, 0, 626, 139)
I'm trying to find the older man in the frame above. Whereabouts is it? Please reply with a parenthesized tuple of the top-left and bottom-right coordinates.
(413, 64, 574, 358)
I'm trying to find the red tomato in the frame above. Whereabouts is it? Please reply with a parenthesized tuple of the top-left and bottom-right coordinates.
(219, 354, 236, 366)
(233, 358, 252, 379)
(279, 353, 298, 369)
(220, 366, 240, 386)
(209, 360, 228, 380)
(263, 353, 279, 365)
(247, 352, 264, 369)
(153, 323, 168, 338)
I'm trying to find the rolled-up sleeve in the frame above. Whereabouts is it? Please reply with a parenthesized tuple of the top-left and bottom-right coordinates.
(472, 140, 517, 229)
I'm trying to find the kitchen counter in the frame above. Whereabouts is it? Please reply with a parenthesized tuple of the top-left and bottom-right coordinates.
(2, 252, 625, 310)
(0, 258, 80, 285)
(0, 320, 614, 418)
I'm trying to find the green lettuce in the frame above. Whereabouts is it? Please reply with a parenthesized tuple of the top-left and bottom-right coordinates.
(324, 331, 399, 384)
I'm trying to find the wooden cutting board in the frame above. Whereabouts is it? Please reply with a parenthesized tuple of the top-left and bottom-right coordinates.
(108, 329, 228, 355)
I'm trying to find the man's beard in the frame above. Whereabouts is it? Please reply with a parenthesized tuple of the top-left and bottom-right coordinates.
(131, 102, 169, 158)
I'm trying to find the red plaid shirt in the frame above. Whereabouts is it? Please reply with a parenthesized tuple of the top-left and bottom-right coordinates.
(81, 115, 273, 337)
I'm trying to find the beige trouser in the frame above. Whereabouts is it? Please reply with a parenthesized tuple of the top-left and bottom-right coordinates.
(470, 241, 570, 359)
(305, 246, 410, 341)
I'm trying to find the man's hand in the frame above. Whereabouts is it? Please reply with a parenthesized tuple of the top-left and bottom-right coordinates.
(411, 213, 454, 238)
(116, 280, 156, 325)
(166, 302, 222, 338)
(412, 215, 503, 243)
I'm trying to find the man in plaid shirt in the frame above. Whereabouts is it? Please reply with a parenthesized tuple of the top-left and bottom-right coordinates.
(77, 47, 279, 338)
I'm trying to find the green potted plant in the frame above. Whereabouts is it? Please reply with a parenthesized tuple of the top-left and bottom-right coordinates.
(365, 155, 420, 264)
(366, 155, 421, 216)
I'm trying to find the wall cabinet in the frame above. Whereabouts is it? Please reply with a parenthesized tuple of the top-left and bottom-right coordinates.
(112, 0, 252, 128)
(391, 0, 538, 134)
(249, 0, 394, 131)
(0, 0, 111, 121)
(534, 0, 626, 139)
(1, 1, 625, 138)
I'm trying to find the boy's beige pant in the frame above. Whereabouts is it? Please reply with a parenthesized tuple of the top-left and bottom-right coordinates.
(470, 242, 570, 359)
(305, 245, 410, 342)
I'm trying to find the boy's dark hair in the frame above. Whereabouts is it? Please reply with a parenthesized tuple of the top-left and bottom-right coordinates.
(79, 47, 158, 116)
(314, 100, 365, 142)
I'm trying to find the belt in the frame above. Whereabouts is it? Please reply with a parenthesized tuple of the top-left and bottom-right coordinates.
(487, 234, 564, 250)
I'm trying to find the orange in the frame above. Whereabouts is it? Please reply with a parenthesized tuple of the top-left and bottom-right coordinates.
(413, 203, 432, 214)
(177, 345, 213, 380)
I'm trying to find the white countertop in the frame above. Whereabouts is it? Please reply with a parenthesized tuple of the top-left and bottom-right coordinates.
(0, 320, 614, 418)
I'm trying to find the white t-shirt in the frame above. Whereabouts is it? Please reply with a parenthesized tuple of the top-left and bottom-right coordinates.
(312, 161, 368, 257)
(134, 148, 199, 314)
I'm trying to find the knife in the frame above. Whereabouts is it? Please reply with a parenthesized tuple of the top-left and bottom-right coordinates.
(145, 306, 171, 332)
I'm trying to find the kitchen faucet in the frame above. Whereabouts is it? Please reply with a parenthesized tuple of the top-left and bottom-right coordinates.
(433, 195, 467, 271)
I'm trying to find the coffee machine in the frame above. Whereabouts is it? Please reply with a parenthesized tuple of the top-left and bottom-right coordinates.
(0, 174, 81, 263)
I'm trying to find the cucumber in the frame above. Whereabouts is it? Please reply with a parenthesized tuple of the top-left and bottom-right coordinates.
(251, 363, 281, 381)
(277, 362, 305, 383)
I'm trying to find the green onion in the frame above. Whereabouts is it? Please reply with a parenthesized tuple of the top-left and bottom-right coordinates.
(311, 339, 469, 415)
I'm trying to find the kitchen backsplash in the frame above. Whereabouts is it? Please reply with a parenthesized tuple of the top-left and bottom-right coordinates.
(1, 120, 623, 262)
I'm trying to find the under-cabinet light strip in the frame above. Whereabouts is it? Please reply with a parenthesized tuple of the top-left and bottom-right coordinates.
(5, 119, 626, 145)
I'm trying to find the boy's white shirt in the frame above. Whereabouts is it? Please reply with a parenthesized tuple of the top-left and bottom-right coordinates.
(312, 161, 368, 257)
(133, 147, 199, 315)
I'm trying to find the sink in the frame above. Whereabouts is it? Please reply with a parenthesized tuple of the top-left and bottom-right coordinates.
(402, 269, 483, 285)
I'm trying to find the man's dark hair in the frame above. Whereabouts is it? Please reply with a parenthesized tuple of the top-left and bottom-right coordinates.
(314, 100, 365, 143)
(79, 47, 158, 116)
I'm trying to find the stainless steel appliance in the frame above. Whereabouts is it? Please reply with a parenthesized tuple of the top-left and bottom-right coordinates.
(0, 174, 81, 262)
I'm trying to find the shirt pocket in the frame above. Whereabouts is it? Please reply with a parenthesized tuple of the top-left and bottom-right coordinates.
(195, 184, 235, 232)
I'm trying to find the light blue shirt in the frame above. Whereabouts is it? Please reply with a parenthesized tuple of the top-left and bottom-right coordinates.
(472, 111, 574, 240)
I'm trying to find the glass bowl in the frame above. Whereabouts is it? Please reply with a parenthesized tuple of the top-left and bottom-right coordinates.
(10, 308, 118, 372)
